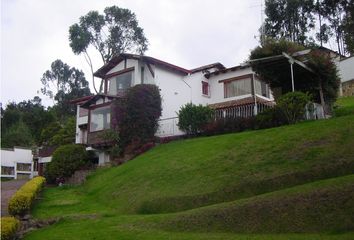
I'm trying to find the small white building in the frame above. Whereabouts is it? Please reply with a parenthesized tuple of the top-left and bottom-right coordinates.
(1, 147, 37, 179)
(72, 53, 274, 165)
(338, 56, 354, 96)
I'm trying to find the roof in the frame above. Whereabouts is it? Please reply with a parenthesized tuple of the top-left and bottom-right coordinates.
(70, 95, 95, 105)
(38, 146, 57, 158)
(190, 62, 225, 73)
(205, 64, 251, 78)
(80, 94, 122, 109)
(208, 96, 275, 109)
(94, 53, 191, 78)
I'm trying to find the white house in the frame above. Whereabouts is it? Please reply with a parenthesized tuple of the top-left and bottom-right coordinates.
(72, 53, 274, 165)
(1, 147, 38, 179)
(338, 56, 354, 96)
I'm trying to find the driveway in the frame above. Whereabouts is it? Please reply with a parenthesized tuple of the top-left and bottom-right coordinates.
(1, 179, 28, 216)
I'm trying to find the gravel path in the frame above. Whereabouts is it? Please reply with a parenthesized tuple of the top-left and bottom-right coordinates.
(1, 179, 28, 216)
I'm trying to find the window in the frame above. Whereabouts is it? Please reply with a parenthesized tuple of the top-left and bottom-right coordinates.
(16, 163, 31, 171)
(79, 107, 88, 117)
(90, 105, 111, 132)
(254, 79, 270, 98)
(1, 166, 14, 175)
(202, 81, 210, 96)
(108, 71, 133, 95)
(224, 78, 252, 98)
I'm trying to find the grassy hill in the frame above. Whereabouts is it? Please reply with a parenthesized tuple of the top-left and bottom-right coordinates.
(25, 97, 354, 240)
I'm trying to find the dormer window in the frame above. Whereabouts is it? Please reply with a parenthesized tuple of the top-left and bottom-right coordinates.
(107, 68, 134, 95)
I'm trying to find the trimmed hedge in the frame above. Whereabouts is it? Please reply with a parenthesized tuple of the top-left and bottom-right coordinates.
(1, 217, 20, 240)
(8, 176, 46, 216)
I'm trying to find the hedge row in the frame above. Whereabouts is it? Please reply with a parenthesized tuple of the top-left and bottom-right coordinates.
(8, 176, 46, 216)
(1, 217, 20, 240)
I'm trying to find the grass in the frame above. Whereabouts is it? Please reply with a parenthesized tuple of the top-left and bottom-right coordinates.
(334, 96, 354, 116)
(24, 97, 354, 239)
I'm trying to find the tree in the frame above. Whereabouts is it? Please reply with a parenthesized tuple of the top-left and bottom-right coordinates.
(342, 1, 354, 54)
(69, 6, 148, 93)
(178, 103, 213, 136)
(1, 97, 56, 145)
(1, 120, 34, 148)
(250, 39, 340, 108)
(40, 59, 91, 121)
(50, 117, 76, 146)
(112, 84, 161, 152)
(264, 0, 315, 45)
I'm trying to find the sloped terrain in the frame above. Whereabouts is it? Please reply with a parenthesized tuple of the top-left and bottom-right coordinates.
(25, 97, 354, 239)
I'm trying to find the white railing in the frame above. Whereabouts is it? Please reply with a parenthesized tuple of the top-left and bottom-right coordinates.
(214, 102, 274, 120)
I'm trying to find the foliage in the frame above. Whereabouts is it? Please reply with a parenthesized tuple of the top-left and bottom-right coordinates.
(28, 114, 354, 239)
(8, 177, 45, 216)
(264, 0, 315, 45)
(40, 121, 62, 146)
(40, 59, 91, 121)
(1, 97, 55, 145)
(334, 96, 354, 117)
(1, 217, 20, 240)
(177, 103, 213, 135)
(1, 120, 34, 148)
(112, 84, 162, 152)
(69, 6, 148, 92)
(277, 91, 312, 124)
(204, 117, 256, 136)
(250, 39, 340, 105)
(255, 107, 287, 129)
(45, 144, 88, 183)
(263, 0, 353, 55)
(99, 128, 122, 158)
(49, 117, 76, 146)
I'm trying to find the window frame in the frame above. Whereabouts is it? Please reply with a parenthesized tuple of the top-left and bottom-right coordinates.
(201, 81, 210, 97)
(88, 103, 112, 133)
(104, 67, 134, 95)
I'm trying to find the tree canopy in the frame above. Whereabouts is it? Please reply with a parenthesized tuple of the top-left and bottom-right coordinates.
(40, 59, 91, 121)
(69, 6, 148, 93)
(250, 39, 340, 108)
(263, 0, 354, 55)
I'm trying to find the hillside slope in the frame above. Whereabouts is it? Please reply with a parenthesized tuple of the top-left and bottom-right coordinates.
(26, 98, 354, 239)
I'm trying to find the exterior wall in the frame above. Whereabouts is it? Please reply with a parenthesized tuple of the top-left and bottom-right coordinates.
(1, 147, 35, 179)
(339, 56, 354, 96)
(154, 66, 190, 137)
(75, 105, 89, 144)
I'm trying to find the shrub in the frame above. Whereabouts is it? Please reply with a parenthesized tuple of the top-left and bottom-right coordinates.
(112, 84, 162, 153)
(256, 106, 287, 129)
(204, 117, 256, 135)
(45, 144, 88, 183)
(178, 103, 213, 135)
(277, 91, 311, 124)
(8, 176, 45, 216)
(1, 217, 20, 240)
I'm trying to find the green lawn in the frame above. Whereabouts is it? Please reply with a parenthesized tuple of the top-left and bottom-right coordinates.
(25, 97, 354, 239)
(334, 96, 354, 116)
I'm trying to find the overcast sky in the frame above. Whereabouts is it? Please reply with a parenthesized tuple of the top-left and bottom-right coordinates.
(1, 0, 264, 107)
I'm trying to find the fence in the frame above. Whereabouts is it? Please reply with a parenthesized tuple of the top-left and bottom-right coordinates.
(214, 101, 274, 120)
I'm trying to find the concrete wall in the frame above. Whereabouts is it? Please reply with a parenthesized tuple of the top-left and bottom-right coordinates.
(1, 147, 35, 179)
(339, 56, 354, 96)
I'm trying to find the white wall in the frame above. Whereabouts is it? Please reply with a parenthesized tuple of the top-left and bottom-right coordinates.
(339, 56, 354, 83)
(1, 147, 34, 179)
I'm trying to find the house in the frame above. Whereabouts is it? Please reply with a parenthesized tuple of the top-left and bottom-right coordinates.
(72, 53, 274, 165)
(35, 146, 57, 176)
(338, 56, 354, 96)
(0, 147, 38, 179)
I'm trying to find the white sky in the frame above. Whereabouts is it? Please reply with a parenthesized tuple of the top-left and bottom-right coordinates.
(1, 0, 264, 107)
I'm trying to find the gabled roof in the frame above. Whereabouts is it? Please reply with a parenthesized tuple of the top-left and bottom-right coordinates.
(94, 53, 191, 78)
(70, 95, 95, 105)
(205, 64, 251, 78)
(190, 62, 225, 73)
(80, 94, 122, 109)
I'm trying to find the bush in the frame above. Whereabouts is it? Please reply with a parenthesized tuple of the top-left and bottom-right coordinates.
(256, 106, 287, 129)
(204, 117, 256, 136)
(1, 217, 20, 240)
(45, 144, 88, 183)
(112, 84, 162, 153)
(277, 91, 311, 124)
(8, 176, 45, 216)
(178, 103, 213, 135)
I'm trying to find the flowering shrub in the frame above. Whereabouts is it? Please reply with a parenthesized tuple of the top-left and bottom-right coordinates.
(1, 217, 20, 240)
(8, 176, 46, 216)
